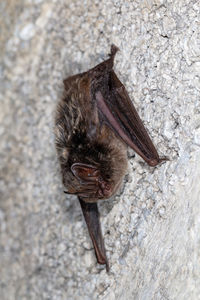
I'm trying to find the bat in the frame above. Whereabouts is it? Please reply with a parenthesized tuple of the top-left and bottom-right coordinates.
(55, 45, 167, 272)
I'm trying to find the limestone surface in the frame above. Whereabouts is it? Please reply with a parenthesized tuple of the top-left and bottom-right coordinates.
(1, 0, 200, 299)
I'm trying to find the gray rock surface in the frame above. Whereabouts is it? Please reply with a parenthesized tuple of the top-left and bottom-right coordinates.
(1, 0, 200, 299)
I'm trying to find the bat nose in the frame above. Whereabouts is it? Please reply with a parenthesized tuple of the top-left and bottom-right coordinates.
(98, 181, 111, 197)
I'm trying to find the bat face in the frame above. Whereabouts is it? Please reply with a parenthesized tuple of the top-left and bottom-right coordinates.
(55, 45, 167, 271)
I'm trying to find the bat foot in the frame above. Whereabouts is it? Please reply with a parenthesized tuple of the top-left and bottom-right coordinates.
(109, 44, 119, 59)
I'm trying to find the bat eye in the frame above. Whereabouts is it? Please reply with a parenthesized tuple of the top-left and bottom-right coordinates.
(98, 177, 111, 197)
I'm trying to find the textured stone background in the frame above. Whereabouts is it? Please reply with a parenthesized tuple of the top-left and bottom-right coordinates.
(1, 0, 200, 299)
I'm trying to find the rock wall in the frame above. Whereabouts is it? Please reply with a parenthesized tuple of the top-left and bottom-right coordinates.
(1, 0, 200, 299)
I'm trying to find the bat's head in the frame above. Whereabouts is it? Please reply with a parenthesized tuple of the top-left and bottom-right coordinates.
(61, 135, 128, 202)
(70, 162, 113, 200)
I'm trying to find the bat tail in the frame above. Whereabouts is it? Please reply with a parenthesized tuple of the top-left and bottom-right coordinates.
(79, 197, 109, 272)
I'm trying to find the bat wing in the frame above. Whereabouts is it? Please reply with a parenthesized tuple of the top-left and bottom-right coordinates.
(79, 197, 109, 272)
(96, 70, 165, 166)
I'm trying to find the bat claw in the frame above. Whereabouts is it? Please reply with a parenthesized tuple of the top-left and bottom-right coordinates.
(106, 261, 110, 273)
(159, 156, 170, 163)
(110, 44, 119, 57)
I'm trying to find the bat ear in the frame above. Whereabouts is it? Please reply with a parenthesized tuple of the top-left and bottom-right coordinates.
(71, 163, 100, 181)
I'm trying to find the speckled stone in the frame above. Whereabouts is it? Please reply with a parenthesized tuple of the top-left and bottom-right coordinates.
(1, 0, 200, 299)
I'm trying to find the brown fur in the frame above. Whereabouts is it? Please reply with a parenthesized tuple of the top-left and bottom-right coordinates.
(55, 47, 128, 202)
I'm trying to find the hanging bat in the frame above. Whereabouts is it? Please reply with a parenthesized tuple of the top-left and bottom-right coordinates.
(55, 45, 167, 272)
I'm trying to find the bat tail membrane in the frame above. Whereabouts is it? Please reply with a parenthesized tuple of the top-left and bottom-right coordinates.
(79, 198, 109, 272)
(96, 71, 166, 167)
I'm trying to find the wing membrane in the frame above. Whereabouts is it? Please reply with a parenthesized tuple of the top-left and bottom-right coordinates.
(96, 71, 161, 166)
